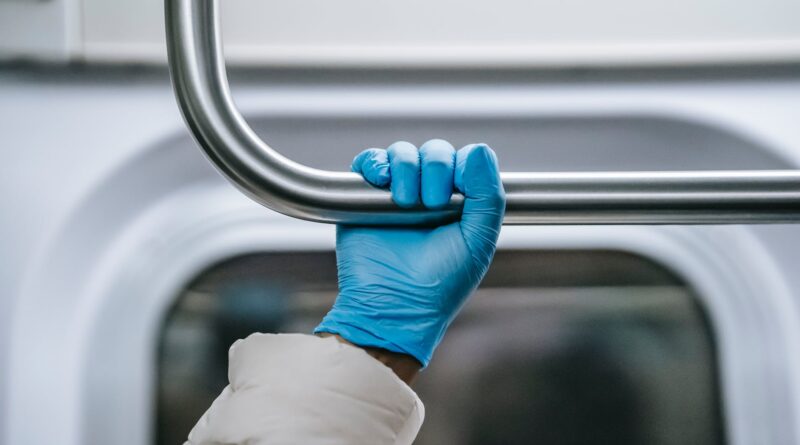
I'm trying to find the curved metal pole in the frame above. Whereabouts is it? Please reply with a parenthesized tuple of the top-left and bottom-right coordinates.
(165, 0, 800, 225)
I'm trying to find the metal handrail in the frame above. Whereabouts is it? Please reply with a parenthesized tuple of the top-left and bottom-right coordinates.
(165, 0, 800, 225)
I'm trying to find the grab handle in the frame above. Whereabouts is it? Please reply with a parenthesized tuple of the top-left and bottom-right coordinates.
(165, 0, 800, 225)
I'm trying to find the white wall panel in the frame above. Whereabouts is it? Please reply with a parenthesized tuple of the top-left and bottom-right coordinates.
(80, 0, 800, 66)
(0, 0, 80, 61)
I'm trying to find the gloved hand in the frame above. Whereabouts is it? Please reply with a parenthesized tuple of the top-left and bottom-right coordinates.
(315, 139, 505, 367)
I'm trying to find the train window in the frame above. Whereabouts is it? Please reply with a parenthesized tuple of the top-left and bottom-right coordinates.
(156, 250, 725, 445)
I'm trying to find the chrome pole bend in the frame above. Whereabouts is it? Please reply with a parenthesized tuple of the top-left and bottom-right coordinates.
(165, 0, 800, 225)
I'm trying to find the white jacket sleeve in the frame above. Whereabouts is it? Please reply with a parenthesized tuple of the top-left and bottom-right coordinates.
(184, 333, 425, 445)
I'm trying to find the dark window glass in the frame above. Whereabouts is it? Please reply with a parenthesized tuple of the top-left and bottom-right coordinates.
(156, 250, 725, 445)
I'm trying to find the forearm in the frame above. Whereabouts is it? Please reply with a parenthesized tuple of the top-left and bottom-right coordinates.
(316, 333, 421, 384)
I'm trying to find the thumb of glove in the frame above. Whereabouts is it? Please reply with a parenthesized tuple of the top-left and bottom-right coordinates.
(455, 144, 506, 276)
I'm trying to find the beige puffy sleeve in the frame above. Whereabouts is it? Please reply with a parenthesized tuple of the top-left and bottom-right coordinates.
(185, 333, 425, 445)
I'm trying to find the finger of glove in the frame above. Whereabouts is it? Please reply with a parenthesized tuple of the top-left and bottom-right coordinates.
(419, 139, 456, 209)
(351, 148, 391, 187)
(454, 143, 477, 192)
(387, 141, 421, 208)
(455, 144, 506, 267)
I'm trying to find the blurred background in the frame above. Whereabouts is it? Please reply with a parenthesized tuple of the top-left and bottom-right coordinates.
(1, 1, 799, 444)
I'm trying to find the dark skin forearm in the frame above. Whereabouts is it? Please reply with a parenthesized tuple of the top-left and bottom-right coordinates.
(316, 333, 421, 384)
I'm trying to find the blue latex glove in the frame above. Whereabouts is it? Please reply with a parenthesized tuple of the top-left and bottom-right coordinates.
(315, 139, 505, 367)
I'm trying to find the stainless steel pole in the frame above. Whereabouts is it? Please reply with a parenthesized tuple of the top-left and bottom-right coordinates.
(165, 0, 800, 225)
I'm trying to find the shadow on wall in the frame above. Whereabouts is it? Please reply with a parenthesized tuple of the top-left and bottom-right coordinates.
(250, 114, 790, 172)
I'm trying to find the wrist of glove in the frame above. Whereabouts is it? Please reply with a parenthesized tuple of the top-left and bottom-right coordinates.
(314, 139, 505, 368)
